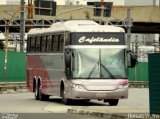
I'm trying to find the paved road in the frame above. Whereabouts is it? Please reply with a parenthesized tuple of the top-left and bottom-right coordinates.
(0, 88, 149, 119)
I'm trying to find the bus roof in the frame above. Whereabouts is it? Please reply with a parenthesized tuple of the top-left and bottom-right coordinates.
(28, 20, 125, 36)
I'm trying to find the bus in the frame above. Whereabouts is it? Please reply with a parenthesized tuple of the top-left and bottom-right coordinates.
(26, 20, 137, 106)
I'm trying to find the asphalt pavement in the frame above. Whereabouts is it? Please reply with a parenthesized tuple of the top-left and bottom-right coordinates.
(0, 88, 153, 119)
(67, 88, 150, 119)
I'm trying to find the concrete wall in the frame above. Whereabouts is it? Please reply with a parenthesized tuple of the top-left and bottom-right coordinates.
(125, 0, 154, 6)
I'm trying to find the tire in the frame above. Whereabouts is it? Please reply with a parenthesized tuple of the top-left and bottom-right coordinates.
(38, 85, 49, 101)
(61, 87, 70, 105)
(108, 99, 119, 106)
(35, 81, 49, 101)
(34, 82, 39, 100)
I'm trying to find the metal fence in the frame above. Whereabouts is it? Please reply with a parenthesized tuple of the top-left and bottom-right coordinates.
(128, 62, 148, 87)
(0, 50, 26, 83)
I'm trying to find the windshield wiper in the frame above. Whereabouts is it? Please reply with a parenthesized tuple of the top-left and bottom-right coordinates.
(100, 63, 115, 79)
(88, 60, 99, 78)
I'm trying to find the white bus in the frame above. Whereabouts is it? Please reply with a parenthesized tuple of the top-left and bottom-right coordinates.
(26, 20, 137, 105)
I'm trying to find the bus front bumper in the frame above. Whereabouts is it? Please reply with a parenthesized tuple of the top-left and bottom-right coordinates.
(67, 88, 128, 100)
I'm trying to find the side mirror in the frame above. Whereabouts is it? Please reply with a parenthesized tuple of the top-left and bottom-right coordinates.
(66, 68, 70, 80)
(127, 50, 138, 68)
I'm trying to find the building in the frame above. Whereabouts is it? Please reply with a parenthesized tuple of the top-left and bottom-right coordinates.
(66, 0, 160, 6)
(0, 0, 159, 6)
(0, 0, 65, 5)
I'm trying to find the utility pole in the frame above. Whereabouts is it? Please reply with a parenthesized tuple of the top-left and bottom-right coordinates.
(20, 0, 25, 52)
(126, 8, 132, 50)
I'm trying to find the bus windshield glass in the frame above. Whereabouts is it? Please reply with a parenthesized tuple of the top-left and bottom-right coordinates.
(70, 48, 127, 79)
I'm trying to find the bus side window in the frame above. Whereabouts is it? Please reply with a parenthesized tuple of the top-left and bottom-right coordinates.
(30, 37, 35, 52)
(65, 32, 70, 46)
(46, 35, 52, 52)
(59, 34, 64, 52)
(41, 36, 47, 52)
(27, 37, 31, 52)
(53, 35, 58, 52)
(35, 36, 41, 52)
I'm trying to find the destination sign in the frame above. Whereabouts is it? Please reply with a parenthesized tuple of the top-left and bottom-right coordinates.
(70, 32, 125, 45)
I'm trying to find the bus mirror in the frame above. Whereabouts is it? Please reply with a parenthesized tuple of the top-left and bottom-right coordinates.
(65, 50, 71, 67)
(127, 50, 138, 68)
(65, 50, 72, 79)
(66, 68, 70, 80)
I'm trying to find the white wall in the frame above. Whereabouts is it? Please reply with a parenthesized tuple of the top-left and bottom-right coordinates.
(124, 0, 156, 6)
(0, 0, 7, 5)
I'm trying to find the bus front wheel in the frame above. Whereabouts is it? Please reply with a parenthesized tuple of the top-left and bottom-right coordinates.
(104, 99, 119, 106)
(61, 88, 70, 105)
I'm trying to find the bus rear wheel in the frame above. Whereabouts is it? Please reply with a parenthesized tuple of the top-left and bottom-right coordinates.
(35, 82, 49, 101)
(34, 84, 39, 100)
(38, 87, 49, 101)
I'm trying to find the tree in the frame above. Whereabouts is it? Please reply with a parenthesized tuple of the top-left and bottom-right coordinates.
(0, 41, 4, 50)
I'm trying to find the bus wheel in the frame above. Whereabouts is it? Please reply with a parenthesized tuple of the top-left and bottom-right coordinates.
(34, 83, 39, 100)
(108, 99, 119, 106)
(61, 88, 70, 105)
(38, 85, 49, 101)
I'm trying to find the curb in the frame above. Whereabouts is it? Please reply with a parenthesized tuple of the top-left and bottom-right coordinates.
(0, 88, 29, 94)
(67, 108, 127, 119)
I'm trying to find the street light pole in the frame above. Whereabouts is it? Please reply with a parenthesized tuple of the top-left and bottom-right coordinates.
(20, 0, 25, 52)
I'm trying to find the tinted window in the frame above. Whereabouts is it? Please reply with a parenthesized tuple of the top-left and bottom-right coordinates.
(58, 34, 64, 52)
(35, 36, 41, 52)
(53, 35, 58, 52)
(30, 37, 35, 52)
(46, 35, 52, 52)
(41, 36, 46, 52)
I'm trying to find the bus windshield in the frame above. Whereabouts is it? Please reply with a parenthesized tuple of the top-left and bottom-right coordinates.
(70, 48, 127, 79)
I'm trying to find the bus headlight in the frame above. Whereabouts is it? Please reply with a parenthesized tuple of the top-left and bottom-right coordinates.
(71, 83, 86, 89)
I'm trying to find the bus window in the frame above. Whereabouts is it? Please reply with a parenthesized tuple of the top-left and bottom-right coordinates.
(65, 32, 70, 46)
(53, 35, 58, 52)
(27, 37, 31, 52)
(58, 34, 64, 52)
(41, 36, 47, 52)
(30, 37, 35, 52)
(46, 35, 52, 52)
(35, 36, 41, 52)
